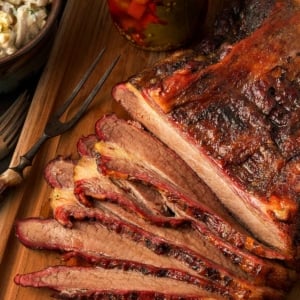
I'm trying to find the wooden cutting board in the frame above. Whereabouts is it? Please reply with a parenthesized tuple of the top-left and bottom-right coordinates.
(0, 1, 299, 299)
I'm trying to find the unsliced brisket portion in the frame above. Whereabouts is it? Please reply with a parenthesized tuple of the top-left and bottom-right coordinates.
(112, 0, 300, 256)
(15, 265, 220, 300)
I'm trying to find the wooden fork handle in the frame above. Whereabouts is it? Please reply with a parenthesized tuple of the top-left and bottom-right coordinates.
(0, 169, 23, 194)
(0, 134, 50, 197)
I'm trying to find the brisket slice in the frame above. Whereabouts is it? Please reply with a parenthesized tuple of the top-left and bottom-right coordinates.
(77, 135, 179, 222)
(73, 152, 186, 227)
(15, 218, 229, 299)
(15, 265, 220, 300)
(46, 157, 294, 295)
(112, 0, 300, 257)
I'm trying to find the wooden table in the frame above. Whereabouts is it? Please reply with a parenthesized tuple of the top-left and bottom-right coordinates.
(0, 1, 299, 299)
(0, 2, 168, 299)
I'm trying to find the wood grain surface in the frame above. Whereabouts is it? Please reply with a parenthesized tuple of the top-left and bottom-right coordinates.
(0, 1, 299, 299)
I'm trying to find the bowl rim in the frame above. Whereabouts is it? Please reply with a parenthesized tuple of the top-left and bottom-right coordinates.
(0, 0, 63, 64)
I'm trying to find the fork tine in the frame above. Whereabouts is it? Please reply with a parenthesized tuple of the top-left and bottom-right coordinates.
(53, 48, 106, 119)
(61, 54, 121, 132)
(0, 91, 29, 133)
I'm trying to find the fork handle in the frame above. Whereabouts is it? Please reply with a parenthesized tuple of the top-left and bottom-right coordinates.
(0, 133, 50, 196)
(11, 133, 50, 175)
(0, 169, 23, 195)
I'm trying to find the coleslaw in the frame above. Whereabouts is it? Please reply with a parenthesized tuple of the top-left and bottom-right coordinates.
(0, 0, 52, 58)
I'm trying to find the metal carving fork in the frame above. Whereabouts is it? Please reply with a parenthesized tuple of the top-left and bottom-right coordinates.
(0, 49, 120, 195)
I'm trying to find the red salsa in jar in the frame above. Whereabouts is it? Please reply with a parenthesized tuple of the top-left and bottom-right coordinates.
(107, 0, 208, 51)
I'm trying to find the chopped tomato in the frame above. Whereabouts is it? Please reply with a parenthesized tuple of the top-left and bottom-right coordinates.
(127, 1, 147, 19)
(108, 0, 130, 13)
(120, 18, 138, 31)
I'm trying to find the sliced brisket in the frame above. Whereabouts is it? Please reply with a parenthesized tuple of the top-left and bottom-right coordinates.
(46, 155, 295, 294)
(73, 151, 186, 227)
(72, 151, 269, 282)
(112, 0, 300, 257)
(15, 218, 231, 299)
(93, 115, 291, 266)
(15, 265, 221, 300)
(48, 198, 285, 299)
(48, 161, 255, 296)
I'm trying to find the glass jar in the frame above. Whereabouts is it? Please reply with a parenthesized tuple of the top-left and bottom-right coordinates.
(107, 0, 208, 51)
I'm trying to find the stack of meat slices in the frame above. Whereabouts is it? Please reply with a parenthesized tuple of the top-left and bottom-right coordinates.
(15, 114, 298, 299)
